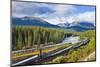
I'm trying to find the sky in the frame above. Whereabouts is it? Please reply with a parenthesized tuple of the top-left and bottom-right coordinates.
(12, 1, 96, 25)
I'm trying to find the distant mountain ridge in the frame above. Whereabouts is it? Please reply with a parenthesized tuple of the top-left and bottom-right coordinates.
(12, 16, 95, 32)
(12, 16, 59, 28)
(57, 22, 95, 31)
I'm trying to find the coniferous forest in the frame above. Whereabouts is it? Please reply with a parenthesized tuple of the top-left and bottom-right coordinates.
(12, 26, 68, 50)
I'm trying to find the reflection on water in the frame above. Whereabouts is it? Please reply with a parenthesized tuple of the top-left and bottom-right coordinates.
(62, 36, 80, 44)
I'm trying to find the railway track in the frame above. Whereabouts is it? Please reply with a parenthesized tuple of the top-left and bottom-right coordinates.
(12, 42, 67, 54)
(12, 37, 90, 66)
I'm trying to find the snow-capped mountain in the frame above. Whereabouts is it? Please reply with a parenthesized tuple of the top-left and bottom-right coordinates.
(57, 22, 70, 27)
(57, 22, 95, 31)
(57, 22, 79, 27)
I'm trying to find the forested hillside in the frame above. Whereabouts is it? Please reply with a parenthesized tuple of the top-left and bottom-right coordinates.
(12, 26, 71, 50)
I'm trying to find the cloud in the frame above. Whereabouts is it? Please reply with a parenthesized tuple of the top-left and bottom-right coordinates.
(44, 17, 68, 25)
(12, 1, 76, 17)
(12, 1, 95, 25)
(77, 11, 95, 23)
(67, 11, 95, 24)
(51, 5, 76, 17)
(37, 5, 76, 24)
(12, 1, 55, 17)
(44, 11, 95, 25)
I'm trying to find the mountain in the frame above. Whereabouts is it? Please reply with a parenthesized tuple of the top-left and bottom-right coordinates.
(57, 23, 70, 27)
(12, 16, 59, 28)
(57, 22, 95, 32)
(12, 16, 95, 32)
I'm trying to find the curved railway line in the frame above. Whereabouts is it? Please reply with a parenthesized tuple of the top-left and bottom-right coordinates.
(12, 37, 90, 66)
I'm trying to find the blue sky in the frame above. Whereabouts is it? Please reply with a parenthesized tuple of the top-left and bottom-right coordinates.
(73, 5, 95, 14)
(12, 1, 96, 25)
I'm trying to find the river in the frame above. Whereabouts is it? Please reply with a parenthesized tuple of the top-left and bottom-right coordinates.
(61, 36, 80, 44)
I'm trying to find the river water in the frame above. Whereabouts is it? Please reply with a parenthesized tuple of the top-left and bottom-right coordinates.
(61, 36, 80, 44)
